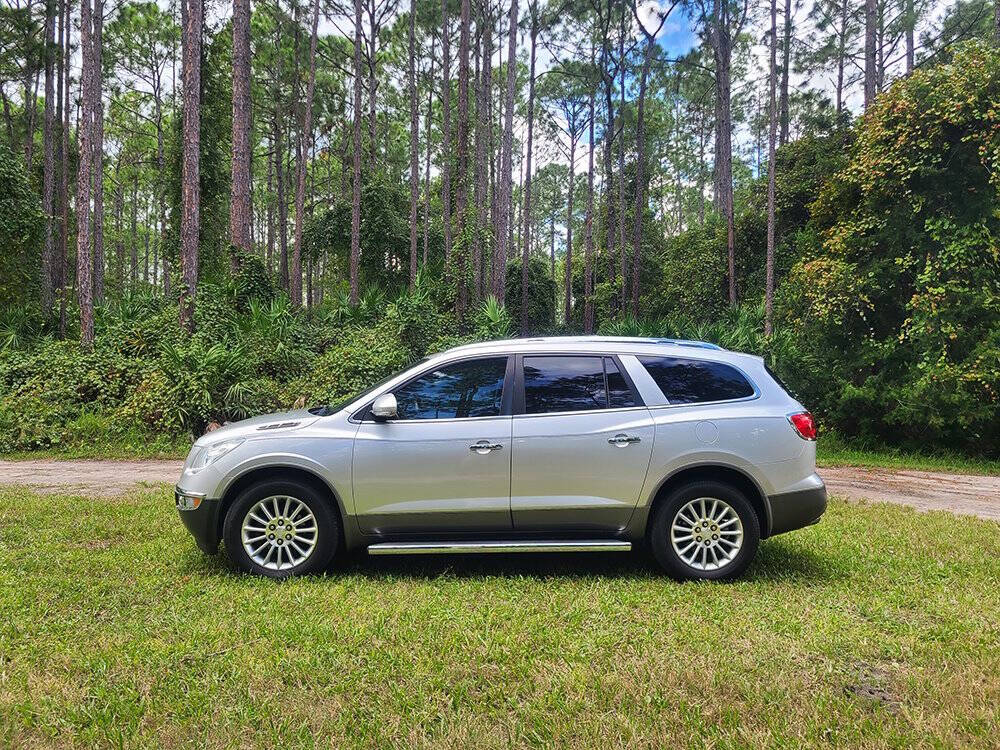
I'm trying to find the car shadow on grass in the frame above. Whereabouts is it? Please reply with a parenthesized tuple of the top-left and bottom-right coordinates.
(184, 536, 835, 584)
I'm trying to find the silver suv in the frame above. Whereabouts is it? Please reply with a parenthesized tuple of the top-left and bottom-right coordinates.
(176, 336, 826, 580)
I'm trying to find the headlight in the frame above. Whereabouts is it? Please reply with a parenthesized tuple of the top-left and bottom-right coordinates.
(189, 438, 245, 472)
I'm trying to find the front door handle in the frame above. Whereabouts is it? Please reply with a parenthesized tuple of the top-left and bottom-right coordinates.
(470, 440, 503, 454)
(608, 433, 641, 447)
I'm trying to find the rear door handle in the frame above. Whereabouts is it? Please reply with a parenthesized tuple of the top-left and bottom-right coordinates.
(608, 434, 641, 446)
(470, 440, 503, 454)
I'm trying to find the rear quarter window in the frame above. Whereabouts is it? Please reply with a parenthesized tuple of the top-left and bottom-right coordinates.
(638, 356, 755, 404)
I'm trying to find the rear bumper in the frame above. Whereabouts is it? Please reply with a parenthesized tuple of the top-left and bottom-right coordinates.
(767, 482, 827, 537)
(176, 486, 222, 554)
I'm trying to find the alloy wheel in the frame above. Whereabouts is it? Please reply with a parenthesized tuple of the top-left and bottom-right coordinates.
(241, 495, 318, 572)
(670, 496, 744, 572)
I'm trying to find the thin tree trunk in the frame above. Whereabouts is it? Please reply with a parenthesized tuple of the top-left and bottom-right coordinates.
(41, 0, 57, 314)
(778, 0, 791, 145)
(349, 0, 363, 304)
(520, 9, 537, 333)
(455, 0, 472, 315)
(765, 0, 778, 336)
(440, 0, 453, 264)
(266, 146, 274, 271)
(616, 7, 627, 309)
(493, 0, 518, 303)
(835, 0, 847, 117)
(292, 0, 320, 306)
(58, 0, 71, 338)
(131, 174, 138, 281)
(905, 0, 914, 73)
(564, 136, 575, 326)
(230, 0, 252, 266)
(423, 34, 435, 268)
(92, 0, 105, 304)
(472, 16, 489, 300)
(864, 0, 876, 108)
(408, 0, 419, 289)
(77, 0, 95, 346)
(179, 0, 202, 332)
(583, 44, 596, 334)
(631, 24, 656, 318)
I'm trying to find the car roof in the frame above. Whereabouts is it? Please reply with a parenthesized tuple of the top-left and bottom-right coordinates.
(435, 336, 760, 364)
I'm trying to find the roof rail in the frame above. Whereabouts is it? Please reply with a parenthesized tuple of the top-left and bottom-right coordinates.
(654, 338, 724, 350)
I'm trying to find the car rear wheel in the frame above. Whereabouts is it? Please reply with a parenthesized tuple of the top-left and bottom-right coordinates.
(648, 480, 760, 581)
(222, 479, 339, 578)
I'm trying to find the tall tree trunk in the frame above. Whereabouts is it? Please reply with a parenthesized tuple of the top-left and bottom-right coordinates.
(423, 34, 435, 268)
(179, 0, 202, 332)
(92, 0, 105, 304)
(564, 136, 575, 326)
(472, 13, 491, 301)
(616, 7, 627, 309)
(58, 0, 71, 338)
(41, 0, 57, 314)
(407, 0, 419, 289)
(350, 0, 363, 304)
(493, 0, 518, 303)
(835, 0, 847, 117)
(995, 0, 1000, 45)
(864, 0, 876, 108)
(520, 9, 537, 333)
(709, 0, 736, 306)
(583, 44, 596, 334)
(455, 0, 472, 315)
(905, 0, 914, 73)
(230, 0, 252, 267)
(440, 0, 453, 264)
(631, 25, 656, 318)
(292, 0, 320, 307)
(266, 146, 274, 271)
(765, 0, 778, 335)
(131, 174, 138, 281)
(77, 0, 95, 346)
(778, 0, 791, 146)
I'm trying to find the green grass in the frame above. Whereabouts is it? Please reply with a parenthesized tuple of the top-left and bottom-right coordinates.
(817, 433, 1000, 476)
(0, 434, 190, 461)
(1, 488, 999, 747)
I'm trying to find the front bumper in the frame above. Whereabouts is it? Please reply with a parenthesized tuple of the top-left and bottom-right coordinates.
(767, 482, 827, 537)
(175, 486, 222, 554)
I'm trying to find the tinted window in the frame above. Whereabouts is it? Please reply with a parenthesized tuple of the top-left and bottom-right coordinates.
(393, 357, 507, 420)
(605, 358, 636, 408)
(639, 356, 754, 404)
(524, 356, 607, 414)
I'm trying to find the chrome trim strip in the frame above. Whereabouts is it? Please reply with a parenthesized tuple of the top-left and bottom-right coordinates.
(174, 486, 207, 498)
(367, 540, 632, 555)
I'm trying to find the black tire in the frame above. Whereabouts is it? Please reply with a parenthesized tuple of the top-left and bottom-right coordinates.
(647, 480, 760, 581)
(222, 478, 339, 578)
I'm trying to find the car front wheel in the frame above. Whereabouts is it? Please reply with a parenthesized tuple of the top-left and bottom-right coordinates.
(648, 480, 760, 581)
(222, 479, 339, 578)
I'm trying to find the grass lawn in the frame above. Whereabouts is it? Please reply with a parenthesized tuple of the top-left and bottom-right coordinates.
(1, 488, 999, 748)
(816, 434, 1000, 476)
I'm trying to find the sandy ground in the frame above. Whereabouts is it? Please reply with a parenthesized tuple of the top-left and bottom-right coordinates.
(0, 459, 996, 520)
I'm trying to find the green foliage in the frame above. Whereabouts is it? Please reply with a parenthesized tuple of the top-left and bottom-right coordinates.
(778, 41, 1000, 451)
(0, 143, 43, 315)
(505, 257, 557, 334)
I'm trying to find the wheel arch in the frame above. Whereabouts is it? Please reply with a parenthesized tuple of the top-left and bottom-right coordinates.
(217, 465, 352, 549)
(641, 463, 772, 539)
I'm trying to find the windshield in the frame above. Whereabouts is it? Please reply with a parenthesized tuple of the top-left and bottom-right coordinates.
(308, 357, 429, 416)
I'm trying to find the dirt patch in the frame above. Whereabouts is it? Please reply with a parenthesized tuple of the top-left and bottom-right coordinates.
(0, 459, 183, 497)
(0, 459, 996, 520)
(819, 466, 1000, 522)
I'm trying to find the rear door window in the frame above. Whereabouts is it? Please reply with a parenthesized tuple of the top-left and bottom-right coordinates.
(523, 356, 607, 414)
(638, 356, 755, 404)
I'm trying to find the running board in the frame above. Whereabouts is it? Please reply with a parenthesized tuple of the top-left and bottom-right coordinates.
(367, 540, 632, 555)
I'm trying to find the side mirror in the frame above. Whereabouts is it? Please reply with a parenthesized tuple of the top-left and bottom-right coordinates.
(371, 392, 398, 421)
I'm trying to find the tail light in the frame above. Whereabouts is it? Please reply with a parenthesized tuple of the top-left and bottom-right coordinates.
(788, 412, 817, 441)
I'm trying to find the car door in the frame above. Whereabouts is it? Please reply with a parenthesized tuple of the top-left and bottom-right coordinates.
(510, 354, 654, 532)
(352, 355, 514, 535)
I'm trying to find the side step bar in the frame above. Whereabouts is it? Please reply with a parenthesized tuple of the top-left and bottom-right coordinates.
(367, 540, 632, 555)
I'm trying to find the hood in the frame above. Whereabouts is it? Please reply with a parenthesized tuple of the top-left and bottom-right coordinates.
(194, 408, 320, 446)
